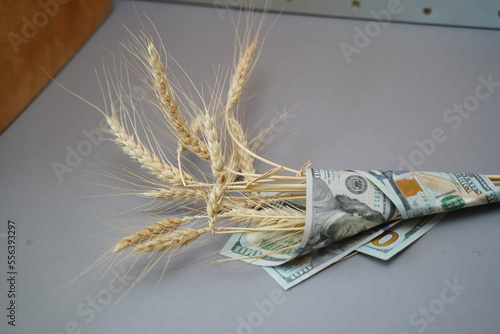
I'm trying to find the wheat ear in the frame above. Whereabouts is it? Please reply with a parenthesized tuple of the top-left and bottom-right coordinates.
(206, 172, 232, 233)
(146, 41, 210, 161)
(105, 115, 193, 185)
(204, 113, 225, 178)
(224, 41, 257, 177)
(113, 216, 198, 252)
(134, 227, 211, 252)
(178, 113, 205, 154)
(222, 40, 300, 175)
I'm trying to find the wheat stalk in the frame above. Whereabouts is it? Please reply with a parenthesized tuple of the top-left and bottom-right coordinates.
(221, 206, 305, 228)
(139, 187, 209, 203)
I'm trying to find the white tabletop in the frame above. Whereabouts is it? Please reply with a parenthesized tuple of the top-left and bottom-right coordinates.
(1, 1, 499, 333)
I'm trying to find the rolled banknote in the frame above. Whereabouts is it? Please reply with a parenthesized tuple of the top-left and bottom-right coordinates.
(222, 169, 499, 269)
(300, 169, 500, 254)
(358, 170, 500, 219)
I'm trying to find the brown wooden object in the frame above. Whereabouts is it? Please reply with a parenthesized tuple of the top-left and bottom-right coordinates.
(0, 0, 113, 133)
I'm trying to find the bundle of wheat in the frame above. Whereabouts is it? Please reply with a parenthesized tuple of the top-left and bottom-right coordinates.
(92, 13, 500, 269)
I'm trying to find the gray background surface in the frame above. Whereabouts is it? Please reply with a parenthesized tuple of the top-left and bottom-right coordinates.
(1, 1, 499, 333)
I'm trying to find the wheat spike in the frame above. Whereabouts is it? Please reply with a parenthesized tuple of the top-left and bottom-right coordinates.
(224, 42, 258, 177)
(146, 41, 210, 161)
(113, 216, 198, 252)
(134, 227, 211, 252)
(204, 113, 225, 178)
(227, 41, 257, 109)
(207, 171, 232, 232)
(178, 113, 205, 153)
(105, 115, 193, 185)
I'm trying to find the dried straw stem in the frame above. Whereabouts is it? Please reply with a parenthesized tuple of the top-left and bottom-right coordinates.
(139, 187, 209, 203)
(222, 195, 281, 210)
(221, 206, 305, 228)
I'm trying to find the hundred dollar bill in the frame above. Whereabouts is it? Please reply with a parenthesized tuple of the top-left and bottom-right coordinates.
(300, 169, 398, 254)
(263, 222, 398, 289)
(222, 169, 499, 271)
(358, 171, 500, 219)
(302, 169, 500, 255)
(220, 229, 302, 266)
(357, 213, 446, 260)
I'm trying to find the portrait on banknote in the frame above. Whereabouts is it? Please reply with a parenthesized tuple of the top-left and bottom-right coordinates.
(308, 177, 386, 249)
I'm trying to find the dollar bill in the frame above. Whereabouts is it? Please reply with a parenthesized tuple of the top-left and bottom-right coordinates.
(357, 213, 446, 260)
(221, 169, 499, 289)
(220, 229, 302, 266)
(261, 222, 398, 289)
(302, 169, 499, 257)
(359, 171, 500, 219)
(219, 170, 399, 267)
(300, 169, 398, 254)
